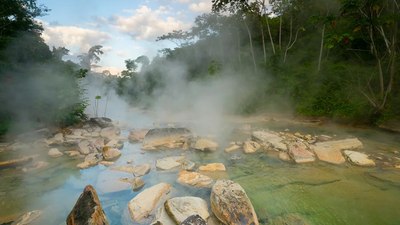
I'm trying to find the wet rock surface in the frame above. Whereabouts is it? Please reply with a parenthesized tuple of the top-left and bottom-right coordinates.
(180, 214, 207, 225)
(344, 150, 375, 166)
(288, 141, 315, 163)
(156, 156, 185, 170)
(243, 141, 261, 154)
(252, 131, 287, 151)
(198, 163, 226, 172)
(11, 210, 42, 225)
(177, 170, 213, 188)
(192, 138, 219, 151)
(142, 128, 191, 150)
(312, 138, 362, 164)
(128, 183, 171, 222)
(66, 185, 109, 225)
(210, 179, 259, 225)
(164, 197, 210, 224)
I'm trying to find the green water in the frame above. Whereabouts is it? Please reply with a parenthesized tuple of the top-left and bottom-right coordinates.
(0, 117, 399, 225)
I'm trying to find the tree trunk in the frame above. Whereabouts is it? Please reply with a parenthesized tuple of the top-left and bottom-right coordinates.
(317, 24, 325, 72)
(279, 17, 282, 50)
(265, 15, 276, 55)
(244, 19, 258, 73)
(261, 23, 267, 64)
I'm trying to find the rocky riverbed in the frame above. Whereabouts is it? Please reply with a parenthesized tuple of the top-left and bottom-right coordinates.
(0, 115, 400, 225)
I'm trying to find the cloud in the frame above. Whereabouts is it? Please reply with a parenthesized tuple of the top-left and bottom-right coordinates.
(189, 0, 212, 13)
(112, 5, 191, 40)
(41, 22, 111, 52)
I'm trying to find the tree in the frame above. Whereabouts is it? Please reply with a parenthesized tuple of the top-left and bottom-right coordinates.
(78, 45, 104, 70)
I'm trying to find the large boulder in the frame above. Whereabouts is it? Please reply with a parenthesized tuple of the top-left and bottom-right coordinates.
(252, 131, 287, 151)
(312, 138, 362, 164)
(128, 183, 171, 222)
(210, 180, 259, 225)
(288, 141, 315, 163)
(142, 128, 191, 150)
(66, 185, 109, 225)
(243, 141, 261, 154)
(198, 163, 226, 172)
(102, 147, 121, 161)
(192, 138, 218, 151)
(344, 150, 375, 166)
(164, 197, 210, 224)
(177, 170, 213, 188)
(156, 156, 185, 170)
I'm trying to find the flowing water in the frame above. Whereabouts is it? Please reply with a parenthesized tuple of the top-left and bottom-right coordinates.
(0, 111, 400, 225)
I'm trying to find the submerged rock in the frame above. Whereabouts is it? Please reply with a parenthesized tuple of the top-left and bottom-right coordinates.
(66, 185, 109, 225)
(156, 156, 185, 170)
(22, 161, 49, 172)
(128, 183, 171, 222)
(181, 160, 196, 171)
(11, 210, 42, 225)
(77, 153, 103, 169)
(278, 152, 291, 162)
(344, 150, 375, 166)
(271, 213, 310, 225)
(105, 139, 123, 149)
(129, 129, 149, 142)
(312, 138, 362, 164)
(192, 138, 218, 151)
(252, 131, 287, 151)
(210, 179, 259, 225)
(0, 155, 37, 169)
(111, 164, 151, 176)
(48, 148, 63, 158)
(243, 141, 261, 154)
(164, 197, 210, 224)
(46, 133, 64, 146)
(198, 163, 226, 172)
(177, 170, 213, 188)
(288, 142, 315, 163)
(120, 177, 145, 191)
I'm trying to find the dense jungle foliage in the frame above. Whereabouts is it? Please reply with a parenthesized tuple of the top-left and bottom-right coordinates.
(115, 0, 399, 125)
(0, 0, 87, 136)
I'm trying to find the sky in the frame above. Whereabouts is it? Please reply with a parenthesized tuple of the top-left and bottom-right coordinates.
(37, 0, 213, 75)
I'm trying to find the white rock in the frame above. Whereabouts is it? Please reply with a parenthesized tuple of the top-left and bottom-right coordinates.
(344, 150, 375, 166)
(252, 131, 287, 151)
(156, 156, 185, 170)
(48, 148, 63, 158)
(165, 197, 210, 224)
(192, 138, 218, 151)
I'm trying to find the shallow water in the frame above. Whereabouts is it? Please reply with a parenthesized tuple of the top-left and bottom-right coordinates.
(0, 112, 400, 225)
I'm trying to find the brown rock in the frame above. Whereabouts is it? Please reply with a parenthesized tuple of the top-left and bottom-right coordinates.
(129, 129, 149, 142)
(192, 138, 218, 151)
(243, 141, 261, 154)
(199, 163, 226, 172)
(177, 170, 213, 188)
(66, 185, 109, 225)
(210, 180, 259, 225)
(288, 142, 315, 163)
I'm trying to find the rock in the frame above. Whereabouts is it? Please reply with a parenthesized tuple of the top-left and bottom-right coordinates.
(192, 138, 218, 151)
(11, 210, 42, 225)
(199, 163, 226, 172)
(99, 161, 114, 166)
(252, 131, 287, 151)
(165, 197, 210, 224)
(181, 215, 208, 225)
(22, 161, 49, 172)
(0, 155, 37, 169)
(90, 117, 113, 128)
(128, 183, 171, 222)
(46, 133, 64, 146)
(78, 140, 94, 155)
(102, 147, 121, 161)
(271, 213, 310, 225)
(66, 185, 109, 225)
(278, 152, 291, 161)
(181, 160, 196, 171)
(316, 135, 333, 142)
(243, 141, 261, 154)
(344, 150, 375, 166)
(91, 137, 106, 151)
(100, 127, 120, 139)
(77, 153, 102, 169)
(224, 144, 241, 153)
(129, 129, 149, 142)
(120, 177, 145, 191)
(177, 170, 213, 188)
(288, 141, 315, 163)
(143, 128, 191, 150)
(151, 206, 175, 225)
(312, 138, 362, 164)
(210, 180, 259, 225)
(156, 156, 185, 170)
(111, 164, 151, 176)
(48, 148, 63, 158)
(105, 139, 123, 149)
(65, 150, 81, 157)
